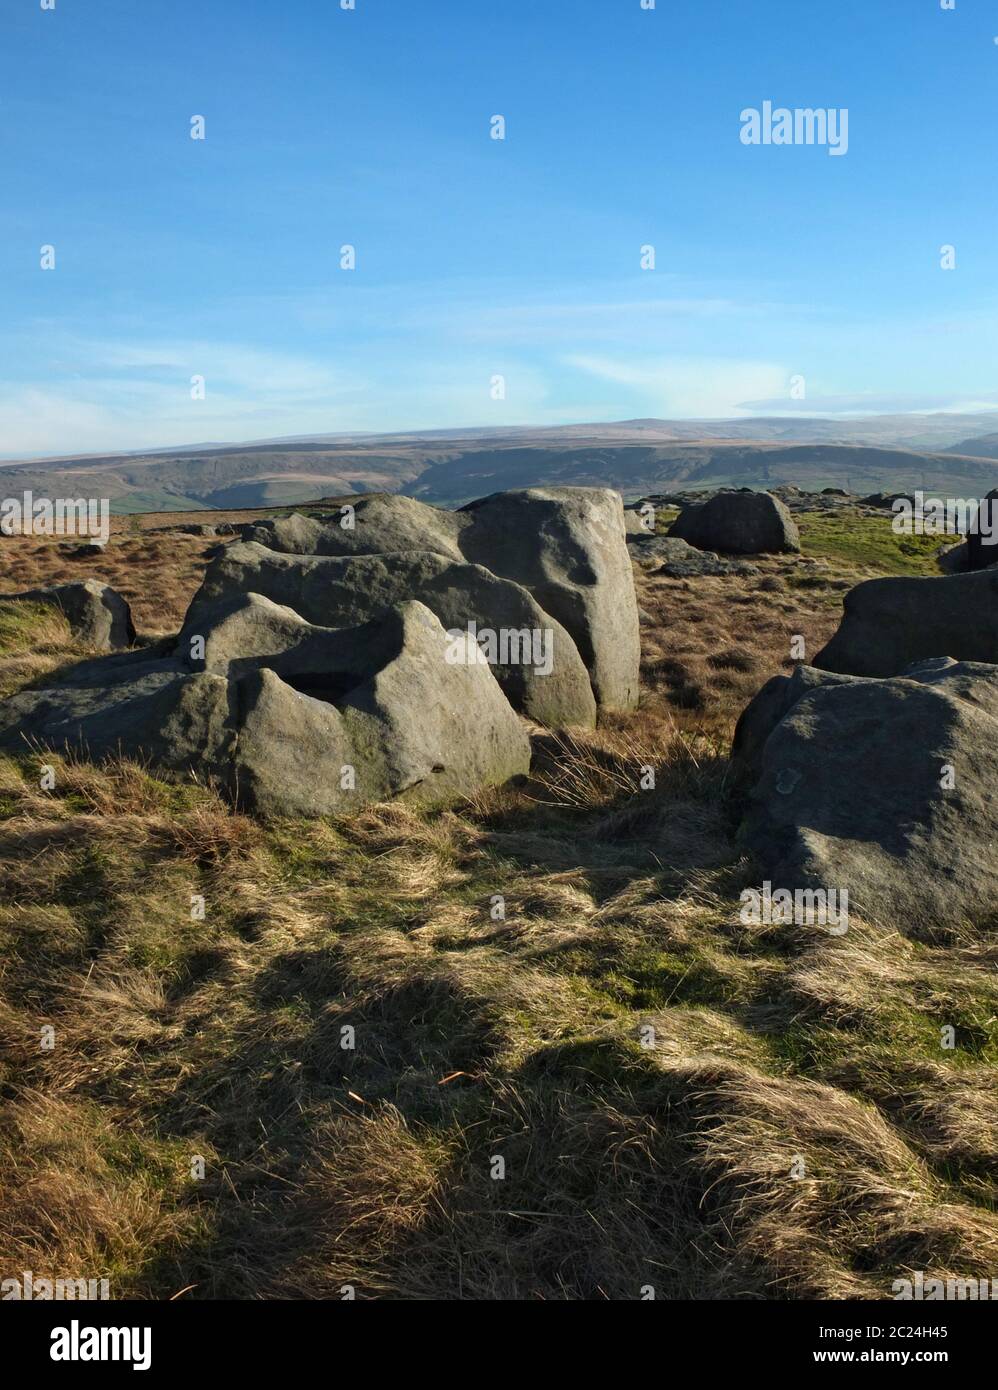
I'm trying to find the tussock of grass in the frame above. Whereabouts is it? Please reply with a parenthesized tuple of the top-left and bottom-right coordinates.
(669, 1059, 998, 1298)
(0, 600, 72, 654)
(0, 601, 76, 698)
(0, 1093, 207, 1291)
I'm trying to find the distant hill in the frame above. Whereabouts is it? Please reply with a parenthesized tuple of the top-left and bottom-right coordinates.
(947, 432, 998, 460)
(5, 415, 998, 512)
(400, 441, 998, 505)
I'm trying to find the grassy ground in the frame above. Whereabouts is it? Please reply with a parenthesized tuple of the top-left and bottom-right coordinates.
(0, 510, 995, 1300)
(797, 507, 946, 576)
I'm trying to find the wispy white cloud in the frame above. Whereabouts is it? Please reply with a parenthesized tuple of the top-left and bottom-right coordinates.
(565, 354, 790, 418)
(0, 337, 370, 456)
(0, 334, 561, 457)
(57, 337, 364, 400)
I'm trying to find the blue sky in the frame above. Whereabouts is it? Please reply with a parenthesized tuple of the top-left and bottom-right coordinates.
(3, 0, 998, 455)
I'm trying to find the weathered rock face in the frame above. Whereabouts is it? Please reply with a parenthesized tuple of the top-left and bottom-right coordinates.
(228, 602, 531, 817)
(0, 600, 531, 818)
(238, 487, 640, 711)
(668, 491, 800, 555)
(0, 580, 135, 651)
(244, 494, 464, 562)
(181, 591, 320, 678)
(730, 664, 857, 788)
(186, 545, 597, 728)
(733, 658, 998, 932)
(0, 663, 231, 771)
(814, 568, 998, 677)
(458, 488, 640, 710)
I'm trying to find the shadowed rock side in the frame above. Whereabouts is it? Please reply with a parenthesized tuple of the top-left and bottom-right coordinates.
(732, 658, 998, 931)
(966, 488, 998, 571)
(0, 580, 134, 651)
(668, 490, 801, 556)
(0, 600, 531, 817)
(815, 568, 998, 676)
(239, 486, 640, 711)
(731, 664, 858, 788)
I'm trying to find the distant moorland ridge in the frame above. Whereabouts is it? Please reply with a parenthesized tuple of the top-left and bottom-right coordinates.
(5, 414, 998, 512)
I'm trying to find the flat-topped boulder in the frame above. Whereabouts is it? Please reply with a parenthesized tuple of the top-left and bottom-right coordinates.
(630, 534, 758, 578)
(0, 663, 229, 770)
(668, 490, 800, 555)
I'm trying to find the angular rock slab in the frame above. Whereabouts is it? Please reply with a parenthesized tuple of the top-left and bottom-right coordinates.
(815, 568, 998, 677)
(231, 603, 531, 817)
(669, 491, 800, 555)
(630, 534, 758, 578)
(0, 580, 135, 651)
(733, 658, 998, 932)
(186, 545, 597, 728)
(241, 486, 640, 711)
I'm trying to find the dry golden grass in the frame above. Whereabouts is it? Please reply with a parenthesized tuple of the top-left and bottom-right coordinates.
(633, 552, 855, 739)
(0, 534, 213, 635)
(0, 509, 994, 1300)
